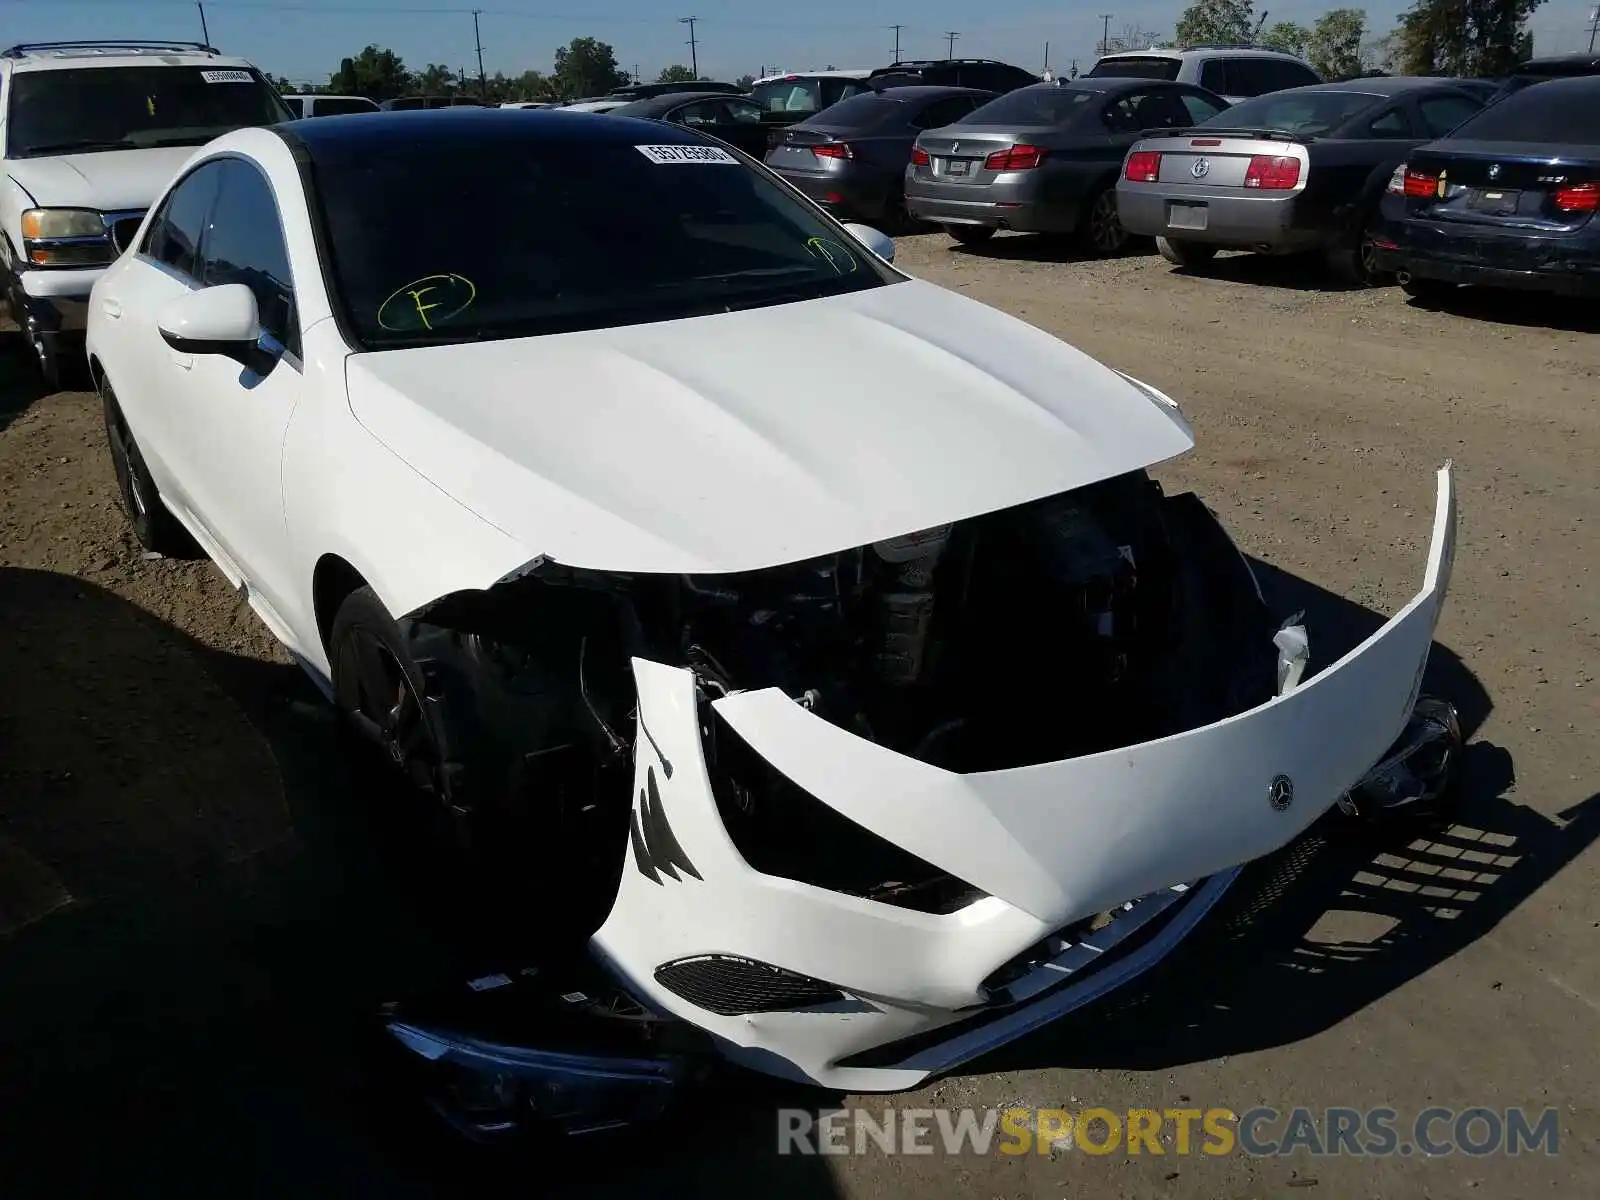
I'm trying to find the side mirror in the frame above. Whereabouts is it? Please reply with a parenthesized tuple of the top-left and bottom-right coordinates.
(156, 283, 278, 373)
(840, 221, 895, 264)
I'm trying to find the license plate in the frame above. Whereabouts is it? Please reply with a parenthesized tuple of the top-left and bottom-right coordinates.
(1468, 187, 1520, 213)
(1167, 202, 1208, 231)
(944, 158, 971, 177)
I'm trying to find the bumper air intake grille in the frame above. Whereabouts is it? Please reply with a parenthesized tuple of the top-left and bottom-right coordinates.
(654, 954, 846, 1016)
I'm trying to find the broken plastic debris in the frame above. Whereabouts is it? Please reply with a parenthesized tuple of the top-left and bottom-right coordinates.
(1340, 696, 1461, 817)
(140, 551, 163, 561)
(1274, 615, 1310, 695)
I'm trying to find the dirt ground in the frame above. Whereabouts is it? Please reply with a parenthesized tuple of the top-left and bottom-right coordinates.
(1, 233, 1596, 1198)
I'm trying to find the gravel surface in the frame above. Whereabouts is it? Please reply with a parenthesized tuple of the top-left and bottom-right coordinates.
(1, 233, 1596, 1197)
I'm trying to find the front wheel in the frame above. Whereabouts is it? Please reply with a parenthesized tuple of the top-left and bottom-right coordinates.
(1156, 237, 1218, 269)
(945, 224, 995, 246)
(1081, 187, 1129, 256)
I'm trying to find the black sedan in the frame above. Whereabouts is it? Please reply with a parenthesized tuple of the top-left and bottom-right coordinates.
(904, 77, 1232, 253)
(1115, 76, 1487, 282)
(1373, 76, 1600, 300)
(763, 86, 996, 229)
(608, 91, 769, 158)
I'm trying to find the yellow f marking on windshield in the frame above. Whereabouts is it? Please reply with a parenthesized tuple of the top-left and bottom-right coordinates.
(407, 285, 441, 330)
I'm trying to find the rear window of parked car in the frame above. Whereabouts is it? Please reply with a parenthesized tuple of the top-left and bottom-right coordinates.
(1087, 56, 1182, 81)
(960, 85, 1099, 126)
(1197, 88, 1378, 134)
(1443, 78, 1600, 143)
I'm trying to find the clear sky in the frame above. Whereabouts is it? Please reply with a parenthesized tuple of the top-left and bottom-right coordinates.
(1, 0, 1594, 87)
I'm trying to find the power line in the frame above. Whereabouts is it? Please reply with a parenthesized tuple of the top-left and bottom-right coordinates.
(679, 14, 698, 76)
(887, 23, 904, 60)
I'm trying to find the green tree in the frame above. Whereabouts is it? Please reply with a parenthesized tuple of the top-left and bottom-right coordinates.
(1175, 0, 1256, 48)
(734, 73, 756, 89)
(414, 63, 456, 94)
(656, 63, 698, 84)
(1394, 0, 1543, 77)
(553, 36, 628, 98)
(328, 44, 411, 99)
(1307, 8, 1368, 78)
(1260, 20, 1311, 56)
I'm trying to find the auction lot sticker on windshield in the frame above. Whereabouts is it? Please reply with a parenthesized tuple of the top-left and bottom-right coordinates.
(201, 69, 254, 83)
(635, 143, 738, 165)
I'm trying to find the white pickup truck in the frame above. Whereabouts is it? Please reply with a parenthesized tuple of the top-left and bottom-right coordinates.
(0, 40, 291, 388)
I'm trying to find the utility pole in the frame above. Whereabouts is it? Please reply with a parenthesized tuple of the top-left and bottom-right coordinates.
(196, 1, 210, 46)
(1589, 6, 1599, 54)
(888, 24, 904, 60)
(680, 16, 699, 77)
(1043, 40, 1049, 71)
(944, 29, 960, 57)
(1098, 13, 1112, 57)
(472, 10, 486, 98)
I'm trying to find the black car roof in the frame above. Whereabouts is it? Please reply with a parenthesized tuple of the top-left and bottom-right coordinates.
(1517, 53, 1600, 72)
(276, 106, 710, 156)
(856, 84, 996, 101)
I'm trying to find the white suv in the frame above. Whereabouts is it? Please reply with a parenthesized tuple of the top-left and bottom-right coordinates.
(1, 40, 291, 388)
(1083, 46, 1321, 103)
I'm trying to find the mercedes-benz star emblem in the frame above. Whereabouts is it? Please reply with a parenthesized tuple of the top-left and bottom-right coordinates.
(1487, 163, 1501, 180)
(1268, 774, 1295, 812)
(1190, 157, 1210, 179)
(951, 140, 960, 153)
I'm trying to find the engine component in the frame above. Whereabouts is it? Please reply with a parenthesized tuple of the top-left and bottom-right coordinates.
(869, 524, 951, 686)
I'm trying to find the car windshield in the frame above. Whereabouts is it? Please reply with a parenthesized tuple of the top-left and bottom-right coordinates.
(1086, 56, 1182, 81)
(1197, 89, 1378, 134)
(6, 65, 291, 157)
(1448, 79, 1600, 141)
(960, 86, 1099, 126)
(313, 133, 898, 348)
(751, 78, 825, 113)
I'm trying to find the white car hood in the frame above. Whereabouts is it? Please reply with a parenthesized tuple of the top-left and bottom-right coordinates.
(345, 279, 1195, 583)
(5, 147, 196, 211)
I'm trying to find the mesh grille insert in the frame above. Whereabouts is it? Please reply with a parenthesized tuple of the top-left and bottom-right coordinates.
(654, 954, 845, 1016)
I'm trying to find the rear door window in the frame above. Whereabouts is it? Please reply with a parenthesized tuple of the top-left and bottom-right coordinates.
(1367, 107, 1414, 137)
(141, 159, 226, 281)
(281, 96, 304, 118)
(1417, 93, 1486, 137)
(1178, 89, 1229, 123)
(1222, 59, 1279, 97)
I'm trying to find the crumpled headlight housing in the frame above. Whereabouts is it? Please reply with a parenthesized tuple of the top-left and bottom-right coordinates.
(20, 207, 116, 267)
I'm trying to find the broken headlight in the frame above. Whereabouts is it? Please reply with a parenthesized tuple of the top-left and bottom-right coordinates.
(1338, 696, 1461, 818)
(383, 1020, 689, 1142)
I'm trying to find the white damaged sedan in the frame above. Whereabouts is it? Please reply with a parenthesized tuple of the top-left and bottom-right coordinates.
(87, 109, 1458, 1107)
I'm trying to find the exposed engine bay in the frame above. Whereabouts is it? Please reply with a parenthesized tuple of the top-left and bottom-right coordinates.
(400, 471, 1282, 928)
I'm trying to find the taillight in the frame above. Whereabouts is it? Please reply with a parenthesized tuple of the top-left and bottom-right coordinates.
(1554, 182, 1599, 212)
(1243, 155, 1301, 190)
(1402, 168, 1438, 198)
(984, 143, 1046, 171)
(1385, 164, 1408, 195)
(1124, 150, 1161, 182)
(811, 142, 852, 159)
(910, 146, 929, 166)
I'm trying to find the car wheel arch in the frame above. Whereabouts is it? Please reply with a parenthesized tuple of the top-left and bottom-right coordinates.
(312, 552, 372, 652)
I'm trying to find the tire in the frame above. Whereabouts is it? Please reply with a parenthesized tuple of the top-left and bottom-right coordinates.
(1081, 186, 1130, 257)
(946, 224, 995, 246)
(101, 382, 194, 557)
(1156, 237, 1218, 269)
(329, 586, 474, 848)
(1325, 229, 1384, 286)
(1400, 274, 1456, 304)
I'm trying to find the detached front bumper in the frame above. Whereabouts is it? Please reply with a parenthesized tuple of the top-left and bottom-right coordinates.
(588, 466, 1457, 1092)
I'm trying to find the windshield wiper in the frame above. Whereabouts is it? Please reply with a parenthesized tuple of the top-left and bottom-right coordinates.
(18, 139, 137, 155)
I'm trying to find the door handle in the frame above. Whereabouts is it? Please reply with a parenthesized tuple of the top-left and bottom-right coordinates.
(100, 297, 122, 319)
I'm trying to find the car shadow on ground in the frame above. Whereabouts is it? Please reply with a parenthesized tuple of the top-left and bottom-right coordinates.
(1400, 286, 1600, 334)
(966, 556, 1599, 1078)
(1159, 250, 1373, 294)
(0, 327, 51, 435)
(943, 230, 1158, 264)
(0, 566, 842, 1198)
